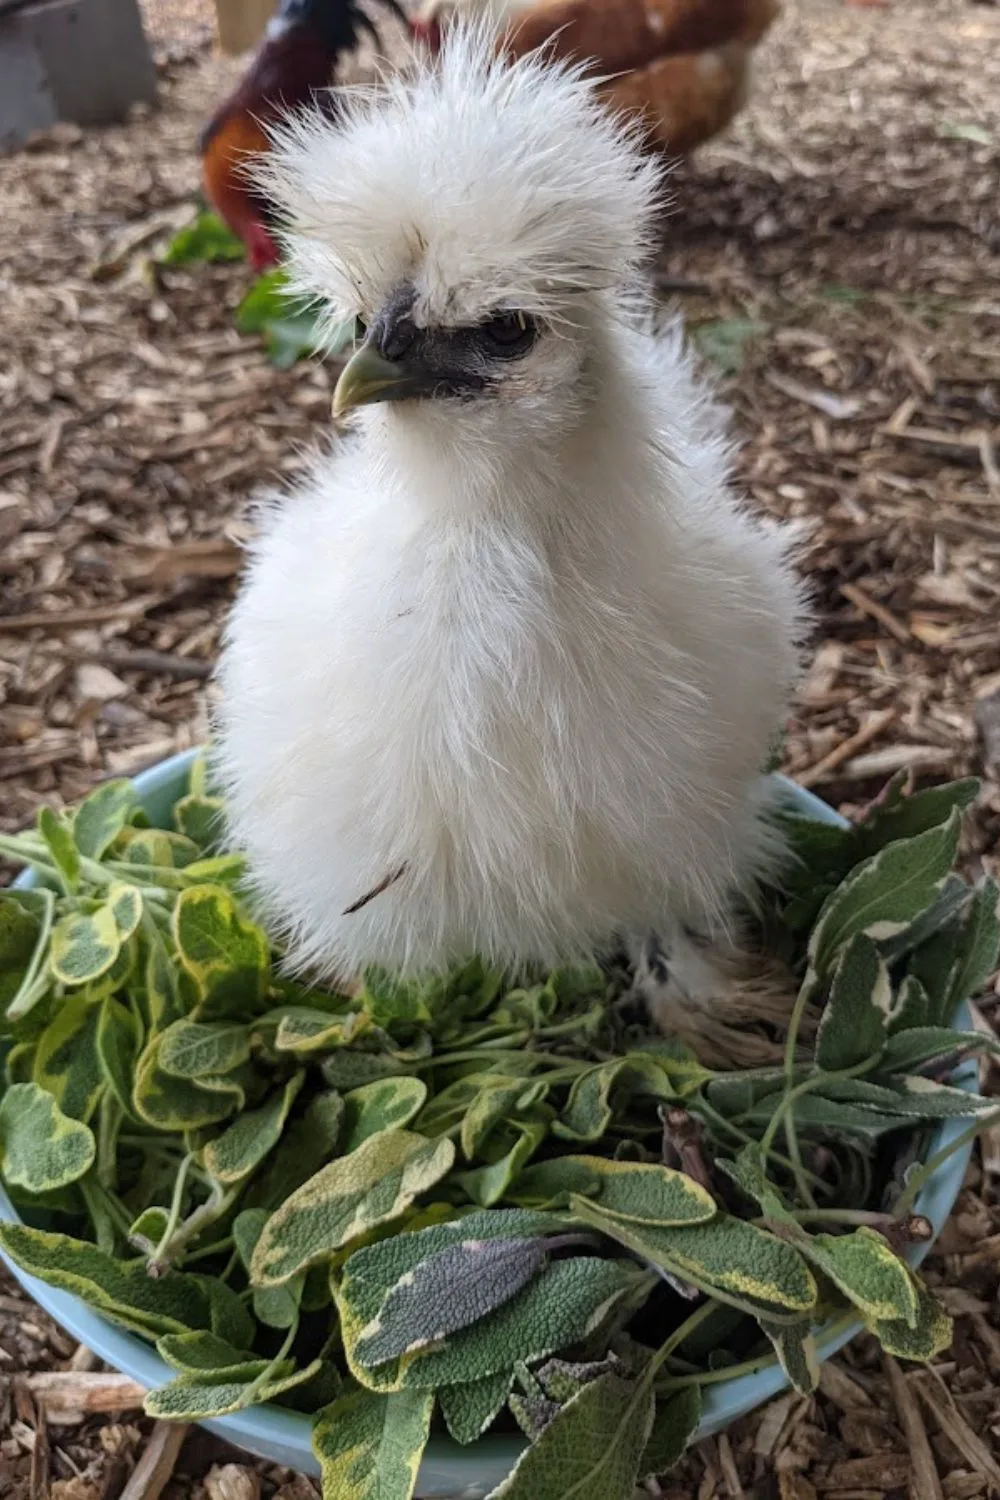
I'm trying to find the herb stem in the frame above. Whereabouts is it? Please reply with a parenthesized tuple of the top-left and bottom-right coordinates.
(892, 1108, 1000, 1218)
(151, 1153, 194, 1267)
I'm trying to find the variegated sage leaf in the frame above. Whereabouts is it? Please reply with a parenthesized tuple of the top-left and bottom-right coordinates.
(202, 1073, 304, 1184)
(341, 1077, 428, 1153)
(572, 1199, 816, 1318)
(0, 1082, 95, 1192)
(73, 778, 139, 860)
(50, 906, 120, 986)
(808, 812, 962, 978)
(0, 1224, 212, 1337)
(251, 1130, 455, 1287)
(814, 933, 891, 1072)
(312, 1387, 434, 1500)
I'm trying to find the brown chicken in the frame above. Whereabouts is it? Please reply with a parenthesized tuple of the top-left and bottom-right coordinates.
(201, 0, 407, 269)
(410, 0, 780, 157)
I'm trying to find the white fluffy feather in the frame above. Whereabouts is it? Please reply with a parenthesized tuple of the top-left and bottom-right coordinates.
(215, 27, 804, 995)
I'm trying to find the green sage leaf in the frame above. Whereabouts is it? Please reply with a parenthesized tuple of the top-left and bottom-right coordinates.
(73, 779, 139, 860)
(486, 1371, 654, 1500)
(438, 1371, 513, 1444)
(202, 1073, 304, 1184)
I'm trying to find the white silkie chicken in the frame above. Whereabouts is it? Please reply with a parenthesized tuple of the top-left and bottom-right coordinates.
(215, 25, 804, 1044)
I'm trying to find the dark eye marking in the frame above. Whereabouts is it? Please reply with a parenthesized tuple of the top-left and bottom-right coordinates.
(477, 311, 538, 358)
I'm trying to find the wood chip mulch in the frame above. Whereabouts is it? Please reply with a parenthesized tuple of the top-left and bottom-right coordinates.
(1, 0, 999, 1496)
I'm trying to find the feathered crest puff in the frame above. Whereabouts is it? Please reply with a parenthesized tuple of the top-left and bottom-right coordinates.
(252, 21, 665, 328)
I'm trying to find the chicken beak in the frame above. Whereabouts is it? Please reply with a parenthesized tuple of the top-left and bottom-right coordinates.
(332, 345, 420, 418)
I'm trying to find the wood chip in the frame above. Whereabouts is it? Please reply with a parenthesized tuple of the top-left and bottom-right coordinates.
(117, 1422, 188, 1500)
(23, 1373, 147, 1417)
(884, 1355, 944, 1500)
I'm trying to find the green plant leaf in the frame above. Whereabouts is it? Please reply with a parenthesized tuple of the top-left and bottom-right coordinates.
(133, 1037, 244, 1131)
(243, 1090, 345, 1211)
(887, 974, 930, 1035)
(553, 1058, 671, 1143)
(1, 891, 50, 1019)
(939, 878, 1000, 1021)
(144, 1359, 320, 1419)
(355, 1257, 649, 1394)
(162, 210, 245, 265)
(457, 1116, 548, 1207)
(815, 933, 891, 1072)
(273, 1007, 366, 1054)
(881, 1026, 999, 1074)
(640, 1385, 702, 1479)
(312, 1386, 434, 1500)
(0, 1082, 95, 1192)
(506, 1156, 605, 1209)
(757, 1318, 820, 1397)
(202, 1073, 304, 1183)
(107, 883, 143, 943)
(866, 1281, 952, 1362)
(858, 780, 978, 855)
(33, 993, 105, 1122)
(0, 1224, 212, 1337)
(461, 1076, 550, 1158)
(37, 807, 80, 891)
(806, 1228, 917, 1326)
(156, 1329, 269, 1382)
(96, 997, 143, 1118)
(172, 885, 270, 1018)
(341, 1078, 428, 1153)
(438, 1371, 513, 1444)
(573, 1201, 816, 1318)
(143, 928, 185, 1030)
(567, 1156, 716, 1227)
(171, 794, 225, 850)
(252, 1130, 456, 1286)
(50, 906, 121, 986)
(486, 1370, 655, 1500)
(715, 1143, 793, 1222)
(158, 1019, 251, 1079)
(355, 1236, 550, 1368)
(808, 812, 962, 977)
(113, 827, 201, 869)
(233, 1208, 304, 1330)
(73, 778, 140, 860)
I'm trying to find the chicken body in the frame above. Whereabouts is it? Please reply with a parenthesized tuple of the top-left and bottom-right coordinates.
(411, 0, 780, 156)
(216, 29, 803, 1005)
(201, 0, 406, 268)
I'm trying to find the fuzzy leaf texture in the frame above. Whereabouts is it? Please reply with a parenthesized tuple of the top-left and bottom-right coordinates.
(354, 1235, 550, 1367)
(814, 933, 892, 1072)
(808, 811, 962, 977)
(486, 1371, 655, 1500)
(0, 1083, 95, 1192)
(312, 1386, 434, 1500)
(251, 1130, 456, 1286)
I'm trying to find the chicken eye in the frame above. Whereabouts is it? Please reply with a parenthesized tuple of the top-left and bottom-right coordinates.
(481, 311, 536, 355)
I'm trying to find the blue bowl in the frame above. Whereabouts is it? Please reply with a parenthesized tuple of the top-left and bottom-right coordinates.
(0, 751, 977, 1495)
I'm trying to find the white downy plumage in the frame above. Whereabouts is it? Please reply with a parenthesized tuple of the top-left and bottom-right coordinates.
(215, 25, 804, 1021)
